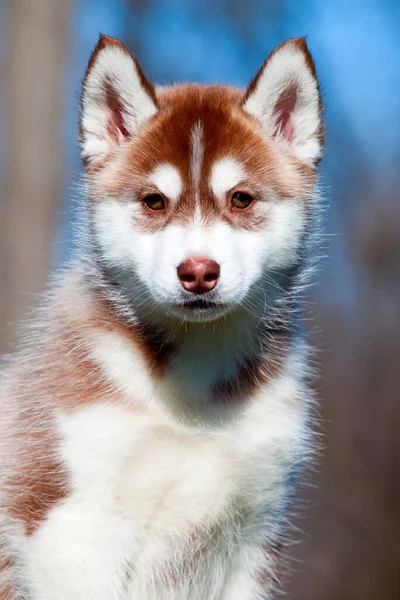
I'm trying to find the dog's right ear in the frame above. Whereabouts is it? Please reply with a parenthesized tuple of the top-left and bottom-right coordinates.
(79, 35, 158, 168)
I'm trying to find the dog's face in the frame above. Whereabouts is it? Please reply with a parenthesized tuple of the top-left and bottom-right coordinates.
(80, 36, 323, 323)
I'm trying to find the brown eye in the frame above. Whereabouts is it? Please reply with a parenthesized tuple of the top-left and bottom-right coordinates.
(231, 191, 253, 209)
(143, 194, 165, 211)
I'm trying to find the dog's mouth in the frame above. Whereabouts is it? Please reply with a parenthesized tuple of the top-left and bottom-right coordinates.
(167, 297, 231, 322)
(178, 299, 220, 311)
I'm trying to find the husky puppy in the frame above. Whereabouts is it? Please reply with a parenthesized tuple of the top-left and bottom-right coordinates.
(0, 35, 323, 600)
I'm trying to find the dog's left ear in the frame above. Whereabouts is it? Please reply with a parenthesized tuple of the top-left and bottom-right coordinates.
(243, 37, 324, 166)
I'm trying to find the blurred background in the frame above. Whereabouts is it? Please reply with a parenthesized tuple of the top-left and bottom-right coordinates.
(0, 0, 399, 597)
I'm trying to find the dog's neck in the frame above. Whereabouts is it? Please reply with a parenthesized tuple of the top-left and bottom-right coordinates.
(161, 313, 291, 407)
(84, 261, 296, 408)
(112, 296, 291, 406)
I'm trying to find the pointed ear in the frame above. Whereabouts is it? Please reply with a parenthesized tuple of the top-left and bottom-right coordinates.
(79, 35, 158, 167)
(243, 37, 324, 166)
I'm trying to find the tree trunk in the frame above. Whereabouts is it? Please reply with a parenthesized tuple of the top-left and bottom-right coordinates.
(0, 0, 71, 353)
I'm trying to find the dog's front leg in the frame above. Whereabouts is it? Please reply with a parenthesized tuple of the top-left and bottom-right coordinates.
(21, 502, 134, 600)
(218, 546, 278, 600)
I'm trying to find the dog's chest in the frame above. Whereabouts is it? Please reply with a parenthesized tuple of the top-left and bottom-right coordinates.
(22, 375, 303, 600)
(59, 404, 256, 539)
(58, 371, 302, 542)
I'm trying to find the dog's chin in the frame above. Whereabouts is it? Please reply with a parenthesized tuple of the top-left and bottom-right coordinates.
(166, 299, 232, 323)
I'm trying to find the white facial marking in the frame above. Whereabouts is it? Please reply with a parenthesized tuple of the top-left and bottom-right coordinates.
(93, 194, 306, 321)
(190, 121, 204, 189)
(148, 163, 182, 201)
(210, 158, 245, 198)
(190, 121, 204, 223)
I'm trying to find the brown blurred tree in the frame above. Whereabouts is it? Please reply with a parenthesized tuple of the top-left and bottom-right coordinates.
(0, 0, 71, 353)
(284, 185, 400, 600)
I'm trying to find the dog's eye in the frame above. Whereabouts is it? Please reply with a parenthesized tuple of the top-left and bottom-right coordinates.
(143, 194, 165, 211)
(231, 192, 253, 209)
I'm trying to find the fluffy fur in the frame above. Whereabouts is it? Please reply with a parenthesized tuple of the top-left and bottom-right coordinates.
(0, 35, 324, 599)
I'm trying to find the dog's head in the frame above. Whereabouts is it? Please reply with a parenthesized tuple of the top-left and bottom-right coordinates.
(80, 35, 323, 323)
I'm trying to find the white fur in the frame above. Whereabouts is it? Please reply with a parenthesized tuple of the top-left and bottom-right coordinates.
(149, 164, 182, 202)
(81, 43, 157, 165)
(92, 201, 138, 270)
(190, 122, 204, 190)
(89, 329, 155, 402)
(190, 122, 205, 224)
(210, 158, 244, 198)
(244, 41, 322, 165)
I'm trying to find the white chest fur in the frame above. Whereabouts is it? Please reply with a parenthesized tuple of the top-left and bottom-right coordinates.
(20, 359, 305, 600)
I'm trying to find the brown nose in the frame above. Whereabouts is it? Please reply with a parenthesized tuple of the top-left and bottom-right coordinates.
(177, 257, 220, 293)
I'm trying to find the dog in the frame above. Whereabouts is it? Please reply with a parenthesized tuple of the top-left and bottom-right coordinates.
(0, 34, 324, 599)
